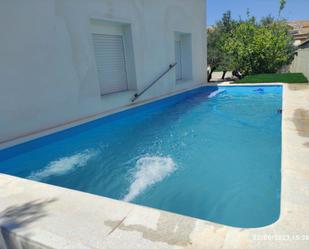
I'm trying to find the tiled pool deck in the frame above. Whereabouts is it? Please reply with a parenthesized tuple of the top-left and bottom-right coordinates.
(1, 83, 309, 249)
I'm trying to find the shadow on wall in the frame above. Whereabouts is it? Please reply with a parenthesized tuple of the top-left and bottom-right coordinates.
(0, 199, 57, 248)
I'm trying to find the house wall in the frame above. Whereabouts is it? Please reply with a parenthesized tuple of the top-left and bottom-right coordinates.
(0, 0, 207, 144)
(290, 43, 309, 81)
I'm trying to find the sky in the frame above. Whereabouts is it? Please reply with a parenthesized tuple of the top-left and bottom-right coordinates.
(207, 0, 309, 26)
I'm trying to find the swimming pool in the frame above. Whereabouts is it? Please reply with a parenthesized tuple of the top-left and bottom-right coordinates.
(0, 86, 282, 228)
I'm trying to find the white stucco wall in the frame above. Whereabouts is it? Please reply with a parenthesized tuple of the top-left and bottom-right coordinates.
(0, 0, 207, 144)
(290, 45, 309, 81)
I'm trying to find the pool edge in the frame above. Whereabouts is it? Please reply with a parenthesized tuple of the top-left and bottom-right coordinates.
(2, 83, 309, 249)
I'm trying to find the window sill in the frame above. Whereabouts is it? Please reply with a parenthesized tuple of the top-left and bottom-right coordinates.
(100, 89, 133, 97)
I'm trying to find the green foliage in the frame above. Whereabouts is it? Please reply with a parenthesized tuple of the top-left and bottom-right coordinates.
(207, 27, 222, 69)
(207, 11, 235, 73)
(208, 3, 295, 77)
(222, 19, 295, 75)
(260, 15, 275, 26)
(234, 73, 308, 84)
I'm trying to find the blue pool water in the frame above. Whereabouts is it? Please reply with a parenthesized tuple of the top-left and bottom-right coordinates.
(0, 86, 282, 228)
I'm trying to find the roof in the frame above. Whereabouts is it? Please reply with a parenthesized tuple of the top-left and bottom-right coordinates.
(288, 20, 309, 35)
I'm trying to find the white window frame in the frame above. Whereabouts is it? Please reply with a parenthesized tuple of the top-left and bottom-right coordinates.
(90, 19, 137, 96)
(174, 32, 193, 83)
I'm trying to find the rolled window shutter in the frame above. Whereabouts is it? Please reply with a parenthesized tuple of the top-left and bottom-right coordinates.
(92, 34, 128, 95)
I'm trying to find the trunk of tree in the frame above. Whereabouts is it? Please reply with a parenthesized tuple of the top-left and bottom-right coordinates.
(221, 70, 227, 80)
(208, 67, 216, 82)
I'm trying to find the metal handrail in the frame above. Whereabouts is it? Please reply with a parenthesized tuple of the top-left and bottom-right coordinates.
(131, 63, 177, 102)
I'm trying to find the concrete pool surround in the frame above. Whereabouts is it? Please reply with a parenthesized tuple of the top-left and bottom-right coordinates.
(0, 83, 309, 249)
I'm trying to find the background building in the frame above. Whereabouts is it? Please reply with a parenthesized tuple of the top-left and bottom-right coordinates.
(288, 20, 309, 46)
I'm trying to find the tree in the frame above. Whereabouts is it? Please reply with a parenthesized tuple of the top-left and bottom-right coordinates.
(223, 18, 295, 75)
(207, 28, 222, 81)
(261, 15, 275, 26)
(208, 4, 294, 77)
(279, 0, 287, 18)
(207, 11, 235, 81)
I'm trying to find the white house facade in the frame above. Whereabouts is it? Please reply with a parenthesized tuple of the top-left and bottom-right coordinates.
(0, 0, 206, 145)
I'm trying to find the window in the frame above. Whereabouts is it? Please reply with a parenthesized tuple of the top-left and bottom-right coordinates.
(174, 32, 192, 83)
(92, 33, 128, 95)
(90, 19, 136, 95)
(175, 40, 183, 81)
